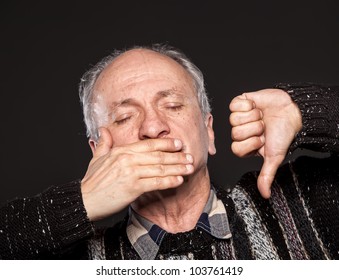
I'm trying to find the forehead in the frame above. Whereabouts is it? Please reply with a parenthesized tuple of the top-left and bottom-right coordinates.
(93, 49, 195, 100)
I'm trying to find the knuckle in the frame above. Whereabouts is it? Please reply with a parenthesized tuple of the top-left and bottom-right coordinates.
(144, 139, 155, 150)
(245, 100, 253, 111)
(231, 142, 245, 157)
(258, 120, 265, 132)
(153, 177, 161, 188)
(229, 113, 237, 125)
(254, 137, 262, 147)
(156, 151, 166, 163)
(241, 92, 248, 98)
(112, 146, 123, 154)
(231, 142, 239, 154)
(158, 164, 165, 175)
(121, 166, 132, 177)
(229, 97, 239, 111)
(253, 137, 261, 148)
(255, 108, 262, 119)
(231, 127, 240, 140)
(116, 153, 132, 164)
(110, 147, 124, 159)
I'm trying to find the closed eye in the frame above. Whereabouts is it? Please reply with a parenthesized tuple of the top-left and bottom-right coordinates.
(114, 115, 132, 125)
(165, 104, 184, 111)
(115, 117, 130, 125)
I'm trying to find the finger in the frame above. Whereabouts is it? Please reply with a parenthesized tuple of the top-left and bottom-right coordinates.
(131, 151, 194, 165)
(242, 89, 291, 108)
(135, 163, 194, 178)
(231, 120, 264, 141)
(231, 136, 265, 157)
(257, 155, 284, 199)
(140, 175, 184, 192)
(229, 108, 263, 126)
(94, 127, 113, 158)
(229, 96, 256, 112)
(123, 138, 183, 153)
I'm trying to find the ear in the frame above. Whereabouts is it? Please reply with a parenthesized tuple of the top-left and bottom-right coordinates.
(205, 113, 216, 155)
(88, 138, 98, 156)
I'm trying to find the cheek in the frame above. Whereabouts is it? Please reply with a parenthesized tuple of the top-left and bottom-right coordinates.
(108, 125, 139, 146)
(176, 116, 209, 150)
(175, 108, 205, 136)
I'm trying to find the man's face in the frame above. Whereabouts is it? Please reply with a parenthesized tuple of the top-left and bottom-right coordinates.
(91, 49, 216, 175)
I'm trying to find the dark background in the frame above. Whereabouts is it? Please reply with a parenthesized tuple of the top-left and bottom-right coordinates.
(1, 0, 338, 206)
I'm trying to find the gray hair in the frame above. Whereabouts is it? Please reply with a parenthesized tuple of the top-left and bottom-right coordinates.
(79, 43, 211, 141)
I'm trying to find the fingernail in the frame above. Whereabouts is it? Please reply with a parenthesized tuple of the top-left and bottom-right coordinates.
(177, 176, 184, 183)
(186, 154, 193, 163)
(174, 139, 182, 148)
(186, 164, 193, 172)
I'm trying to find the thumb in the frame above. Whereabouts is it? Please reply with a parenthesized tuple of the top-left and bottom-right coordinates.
(94, 127, 113, 158)
(257, 155, 283, 199)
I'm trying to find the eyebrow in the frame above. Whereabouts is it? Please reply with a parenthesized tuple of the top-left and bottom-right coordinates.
(110, 89, 184, 110)
(156, 89, 180, 98)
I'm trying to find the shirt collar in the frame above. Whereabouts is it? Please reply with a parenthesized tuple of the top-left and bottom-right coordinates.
(126, 187, 232, 260)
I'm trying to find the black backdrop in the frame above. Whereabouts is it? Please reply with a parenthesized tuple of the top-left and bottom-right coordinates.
(1, 0, 338, 206)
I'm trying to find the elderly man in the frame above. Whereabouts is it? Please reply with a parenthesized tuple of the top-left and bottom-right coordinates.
(1, 44, 338, 259)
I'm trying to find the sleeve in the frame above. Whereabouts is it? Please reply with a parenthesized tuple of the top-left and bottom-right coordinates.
(0, 180, 94, 259)
(275, 83, 339, 153)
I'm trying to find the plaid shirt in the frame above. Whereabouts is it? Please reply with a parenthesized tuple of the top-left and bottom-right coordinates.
(126, 187, 232, 259)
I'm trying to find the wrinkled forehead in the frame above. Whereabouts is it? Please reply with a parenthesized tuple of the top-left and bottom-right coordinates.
(93, 49, 196, 100)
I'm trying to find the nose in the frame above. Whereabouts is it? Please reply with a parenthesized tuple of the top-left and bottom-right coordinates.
(139, 109, 170, 139)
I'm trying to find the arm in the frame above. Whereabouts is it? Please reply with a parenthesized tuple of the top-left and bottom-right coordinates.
(0, 130, 193, 259)
(275, 83, 339, 153)
(0, 181, 94, 259)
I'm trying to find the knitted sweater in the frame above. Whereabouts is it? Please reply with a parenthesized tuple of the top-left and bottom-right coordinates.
(0, 83, 338, 260)
(83, 155, 339, 260)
